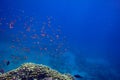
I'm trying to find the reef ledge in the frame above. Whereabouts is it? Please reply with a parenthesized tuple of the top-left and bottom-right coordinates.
(0, 63, 74, 80)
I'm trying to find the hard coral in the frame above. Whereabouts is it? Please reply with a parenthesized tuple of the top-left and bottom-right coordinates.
(0, 63, 74, 80)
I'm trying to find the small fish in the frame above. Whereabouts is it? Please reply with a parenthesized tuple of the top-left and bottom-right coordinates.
(6, 61, 10, 66)
(74, 74, 83, 78)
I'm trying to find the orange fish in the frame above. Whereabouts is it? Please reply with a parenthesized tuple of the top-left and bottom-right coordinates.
(9, 20, 16, 29)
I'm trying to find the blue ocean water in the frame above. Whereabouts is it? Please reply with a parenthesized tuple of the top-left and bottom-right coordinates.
(0, 0, 120, 80)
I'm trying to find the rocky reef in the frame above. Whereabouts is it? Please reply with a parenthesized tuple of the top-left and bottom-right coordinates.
(0, 63, 74, 80)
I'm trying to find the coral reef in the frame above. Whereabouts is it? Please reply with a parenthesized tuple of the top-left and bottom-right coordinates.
(0, 63, 74, 80)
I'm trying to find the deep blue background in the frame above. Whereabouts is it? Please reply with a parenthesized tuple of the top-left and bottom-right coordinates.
(0, 0, 120, 73)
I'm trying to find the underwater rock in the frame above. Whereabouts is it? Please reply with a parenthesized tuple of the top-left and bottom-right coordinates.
(0, 63, 74, 80)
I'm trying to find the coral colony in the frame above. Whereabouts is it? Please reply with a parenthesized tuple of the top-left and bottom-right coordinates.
(0, 63, 74, 80)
